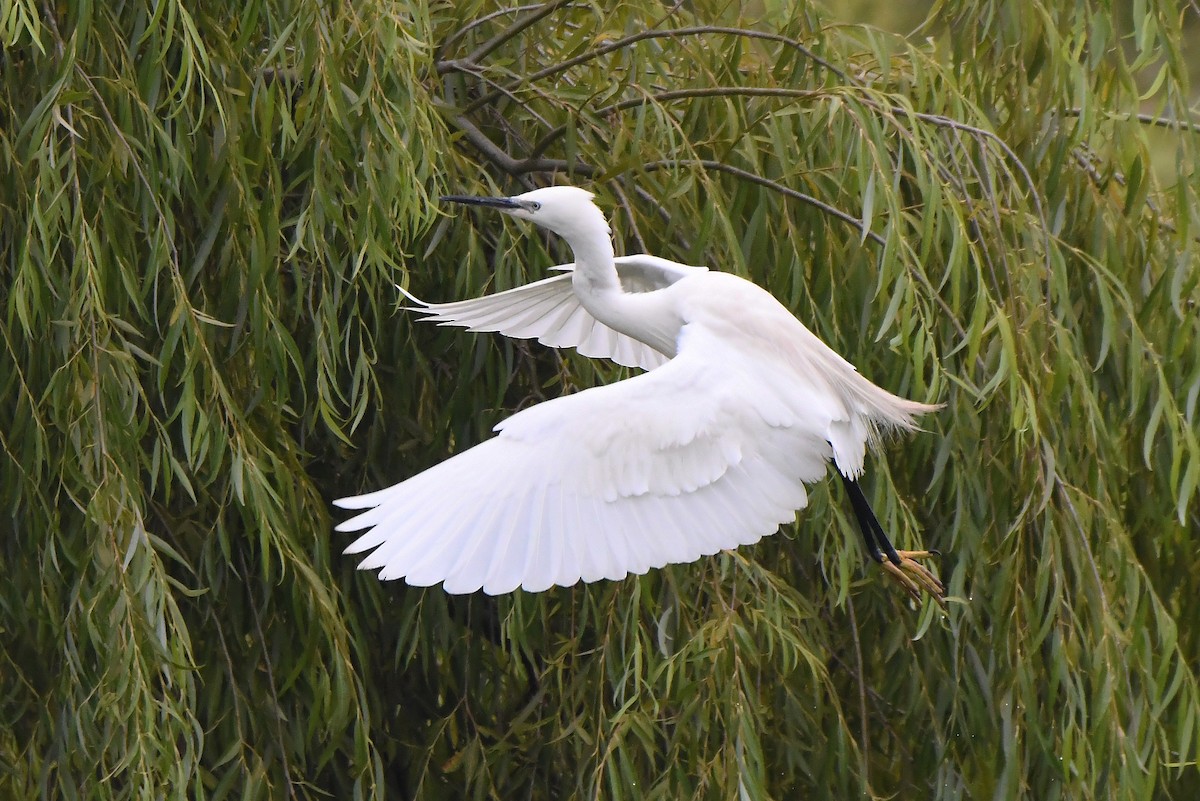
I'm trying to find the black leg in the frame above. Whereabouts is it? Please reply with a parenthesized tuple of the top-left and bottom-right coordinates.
(839, 473, 903, 567)
(836, 472, 946, 606)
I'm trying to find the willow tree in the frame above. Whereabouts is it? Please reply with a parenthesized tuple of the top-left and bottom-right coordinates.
(2, 0, 1198, 798)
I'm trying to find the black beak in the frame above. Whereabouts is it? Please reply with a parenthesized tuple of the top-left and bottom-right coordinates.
(439, 195, 521, 210)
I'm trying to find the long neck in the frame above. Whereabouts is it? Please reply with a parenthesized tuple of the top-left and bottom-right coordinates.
(561, 212, 681, 357)
(561, 208, 619, 296)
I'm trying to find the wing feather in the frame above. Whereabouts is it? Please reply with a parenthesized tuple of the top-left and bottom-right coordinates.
(577, 320, 618, 363)
(544, 305, 593, 349)
(522, 486, 562, 592)
(437, 290, 562, 332)
(504, 297, 577, 340)
(401, 254, 705, 371)
(583, 495, 625, 582)
(484, 482, 546, 594)
(336, 322, 837, 594)
(443, 497, 512, 594)
(386, 503, 476, 583)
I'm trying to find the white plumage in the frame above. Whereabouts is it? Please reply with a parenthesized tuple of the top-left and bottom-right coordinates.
(336, 186, 944, 601)
(397, 254, 704, 371)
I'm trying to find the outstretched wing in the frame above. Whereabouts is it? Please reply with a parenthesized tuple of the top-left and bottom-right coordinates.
(335, 324, 834, 594)
(402, 254, 707, 371)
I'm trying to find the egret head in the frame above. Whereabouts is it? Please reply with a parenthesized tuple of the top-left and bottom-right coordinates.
(440, 186, 609, 241)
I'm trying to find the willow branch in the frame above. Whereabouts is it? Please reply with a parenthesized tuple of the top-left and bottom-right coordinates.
(464, 0, 577, 65)
(877, 103, 1052, 275)
(610, 182, 647, 254)
(846, 597, 871, 790)
(1071, 145, 1200, 246)
(528, 86, 824, 161)
(449, 114, 597, 177)
(243, 551, 297, 801)
(438, 4, 551, 59)
(451, 60, 555, 129)
(1061, 107, 1200, 134)
(638, 158, 885, 247)
(598, 86, 824, 117)
(442, 26, 849, 114)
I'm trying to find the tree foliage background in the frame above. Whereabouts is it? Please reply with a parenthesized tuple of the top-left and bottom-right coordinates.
(2, 0, 1199, 798)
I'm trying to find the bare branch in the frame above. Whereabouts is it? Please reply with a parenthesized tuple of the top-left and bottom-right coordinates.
(1071, 144, 1200, 246)
(243, 551, 298, 801)
(450, 59, 556, 129)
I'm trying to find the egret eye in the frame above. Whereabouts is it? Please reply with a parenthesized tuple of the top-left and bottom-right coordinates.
(528, 201, 542, 211)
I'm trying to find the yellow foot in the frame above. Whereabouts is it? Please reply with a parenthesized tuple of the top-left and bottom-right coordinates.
(879, 550, 946, 608)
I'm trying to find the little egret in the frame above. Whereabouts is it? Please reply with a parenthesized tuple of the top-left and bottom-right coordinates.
(335, 186, 944, 603)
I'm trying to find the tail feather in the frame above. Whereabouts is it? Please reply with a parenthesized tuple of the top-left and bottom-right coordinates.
(845, 377, 942, 444)
(829, 386, 940, 478)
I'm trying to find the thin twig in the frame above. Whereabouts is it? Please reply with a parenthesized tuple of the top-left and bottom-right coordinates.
(210, 613, 252, 772)
(631, 183, 686, 251)
(1060, 107, 1200, 134)
(639, 158, 886, 247)
(879, 104, 1053, 275)
(464, 0, 577, 66)
(650, 0, 690, 27)
(1053, 476, 1111, 618)
(242, 551, 298, 801)
(449, 113, 597, 177)
(443, 26, 849, 113)
(42, 1, 113, 480)
(453, 59, 556, 129)
(437, 4, 551, 58)
(1071, 144, 1200, 245)
(528, 86, 825, 161)
(949, 126, 1013, 303)
(610, 182, 647, 254)
(598, 86, 824, 117)
(846, 596, 871, 790)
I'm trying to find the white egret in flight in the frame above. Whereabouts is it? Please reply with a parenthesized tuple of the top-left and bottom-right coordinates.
(335, 186, 944, 603)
